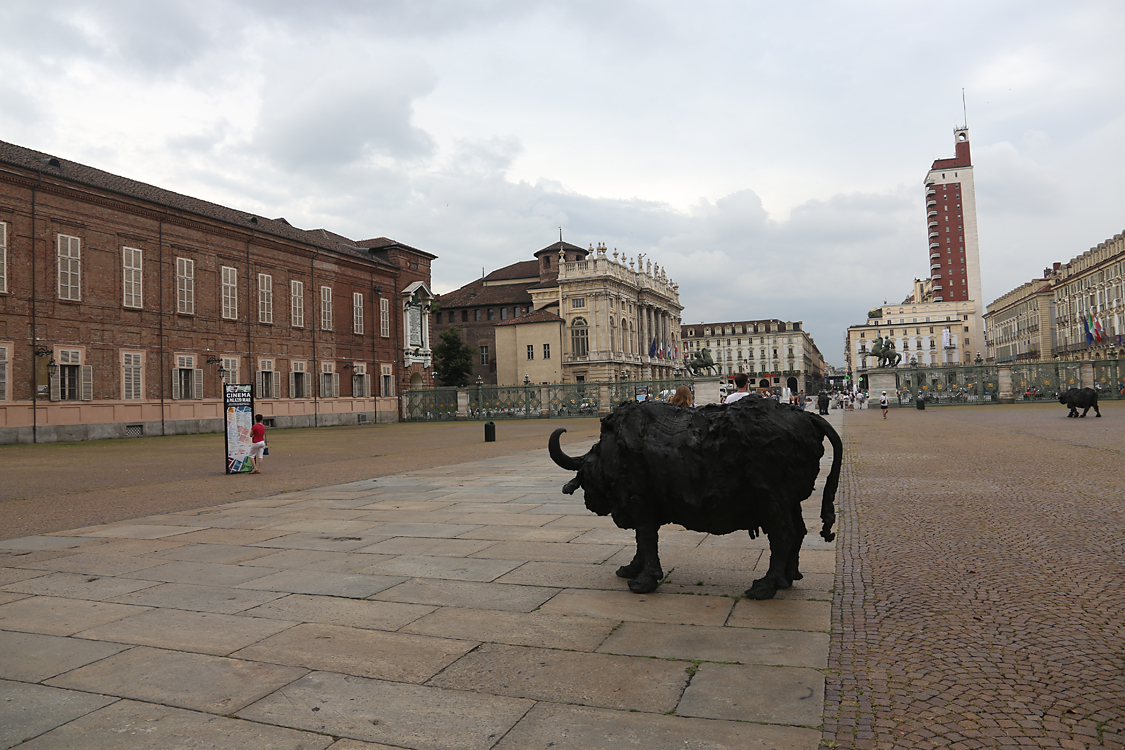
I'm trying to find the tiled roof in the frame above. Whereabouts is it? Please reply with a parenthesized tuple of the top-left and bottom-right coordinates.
(0, 139, 433, 265)
(495, 308, 563, 326)
(486, 260, 539, 281)
(439, 278, 535, 308)
(534, 240, 586, 256)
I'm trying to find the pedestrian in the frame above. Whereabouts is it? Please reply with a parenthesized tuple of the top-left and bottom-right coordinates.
(670, 385, 694, 407)
(249, 413, 267, 474)
(880, 390, 889, 419)
(725, 373, 752, 404)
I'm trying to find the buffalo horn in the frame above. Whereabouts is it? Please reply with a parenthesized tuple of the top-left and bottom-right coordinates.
(548, 428, 584, 471)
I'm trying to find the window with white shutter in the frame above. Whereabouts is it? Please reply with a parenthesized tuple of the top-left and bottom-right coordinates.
(256, 359, 279, 399)
(122, 352, 143, 400)
(381, 364, 394, 397)
(0, 345, 8, 401)
(290, 360, 307, 399)
(380, 298, 390, 337)
(221, 357, 239, 385)
(353, 292, 363, 334)
(58, 234, 81, 300)
(321, 286, 333, 330)
(52, 349, 83, 401)
(321, 362, 338, 398)
(176, 258, 194, 314)
(0, 222, 8, 294)
(221, 266, 237, 319)
(291, 280, 304, 327)
(172, 354, 198, 400)
(123, 247, 143, 308)
(259, 273, 273, 323)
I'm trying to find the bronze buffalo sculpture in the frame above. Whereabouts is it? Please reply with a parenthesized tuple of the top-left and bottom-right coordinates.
(1058, 387, 1101, 418)
(549, 396, 842, 600)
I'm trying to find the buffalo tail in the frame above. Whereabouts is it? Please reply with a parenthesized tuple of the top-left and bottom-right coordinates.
(816, 416, 842, 542)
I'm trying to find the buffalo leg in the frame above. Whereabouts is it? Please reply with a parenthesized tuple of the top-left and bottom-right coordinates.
(616, 525, 663, 594)
(747, 517, 797, 600)
(783, 503, 807, 586)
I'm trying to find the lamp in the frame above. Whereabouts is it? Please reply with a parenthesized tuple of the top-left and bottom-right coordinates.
(35, 347, 58, 377)
(974, 352, 983, 366)
(341, 364, 354, 371)
(524, 374, 530, 386)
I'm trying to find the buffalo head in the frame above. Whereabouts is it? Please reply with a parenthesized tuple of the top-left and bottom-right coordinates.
(549, 428, 613, 515)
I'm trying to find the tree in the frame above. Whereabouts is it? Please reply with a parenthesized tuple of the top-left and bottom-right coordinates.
(433, 327, 474, 386)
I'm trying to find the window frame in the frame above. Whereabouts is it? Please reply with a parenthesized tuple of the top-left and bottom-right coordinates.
(122, 350, 144, 400)
(258, 273, 273, 324)
(380, 297, 390, 337)
(320, 286, 333, 330)
(176, 257, 194, 315)
(122, 247, 143, 309)
(221, 266, 238, 320)
(290, 280, 304, 327)
(0, 221, 7, 294)
(353, 292, 363, 335)
(57, 234, 81, 301)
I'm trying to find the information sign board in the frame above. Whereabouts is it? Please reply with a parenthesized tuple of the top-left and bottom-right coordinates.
(223, 384, 255, 474)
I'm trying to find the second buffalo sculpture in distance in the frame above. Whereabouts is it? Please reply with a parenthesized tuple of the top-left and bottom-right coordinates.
(549, 396, 842, 600)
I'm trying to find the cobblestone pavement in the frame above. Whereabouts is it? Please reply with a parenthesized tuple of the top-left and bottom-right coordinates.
(825, 401, 1125, 750)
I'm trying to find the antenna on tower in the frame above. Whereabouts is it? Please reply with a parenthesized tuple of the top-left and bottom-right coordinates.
(962, 88, 967, 128)
(559, 226, 563, 243)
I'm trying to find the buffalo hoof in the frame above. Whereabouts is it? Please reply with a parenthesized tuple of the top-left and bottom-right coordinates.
(745, 577, 778, 600)
(628, 574, 660, 594)
(1096, 413, 1102, 417)
(615, 561, 642, 579)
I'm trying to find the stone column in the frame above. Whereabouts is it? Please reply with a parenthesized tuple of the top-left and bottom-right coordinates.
(598, 382, 611, 416)
(997, 364, 1014, 404)
(539, 385, 550, 418)
(1081, 359, 1094, 389)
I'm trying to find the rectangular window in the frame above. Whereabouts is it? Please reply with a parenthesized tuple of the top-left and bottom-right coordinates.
(381, 364, 394, 397)
(222, 357, 239, 385)
(172, 354, 202, 400)
(480, 345, 489, 366)
(321, 286, 333, 330)
(52, 349, 91, 401)
(123, 351, 143, 400)
(501, 307, 509, 320)
(58, 234, 81, 300)
(0, 221, 7, 293)
(176, 257, 194, 314)
(320, 362, 339, 398)
(353, 292, 363, 334)
(123, 247, 143, 308)
(290, 360, 307, 399)
(543, 343, 550, 360)
(352, 363, 369, 397)
(488, 308, 495, 321)
(221, 266, 237, 319)
(0, 344, 9, 401)
(258, 274, 273, 324)
(527, 344, 534, 360)
(474, 309, 481, 321)
(257, 359, 279, 398)
(290, 280, 304, 327)
(571, 297, 586, 309)
(380, 298, 390, 337)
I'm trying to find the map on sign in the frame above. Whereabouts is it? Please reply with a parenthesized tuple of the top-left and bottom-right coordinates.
(223, 384, 254, 474)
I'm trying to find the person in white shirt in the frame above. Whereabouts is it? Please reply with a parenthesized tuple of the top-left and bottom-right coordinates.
(725, 373, 752, 404)
(880, 390, 889, 418)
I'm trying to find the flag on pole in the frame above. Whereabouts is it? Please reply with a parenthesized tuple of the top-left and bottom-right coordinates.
(1083, 315, 1094, 345)
(649, 339, 656, 358)
(1094, 314, 1106, 343)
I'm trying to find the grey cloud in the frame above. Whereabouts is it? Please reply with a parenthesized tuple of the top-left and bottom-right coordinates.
(976, 141, 1063, 217)
(254, 51, 437, 171)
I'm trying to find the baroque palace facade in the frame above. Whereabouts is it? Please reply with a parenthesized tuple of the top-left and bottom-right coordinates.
(0, 140, 435, 444)
(436, 241, 684, 385)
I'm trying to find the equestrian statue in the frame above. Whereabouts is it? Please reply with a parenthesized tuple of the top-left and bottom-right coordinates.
(869, 336, 901, 369)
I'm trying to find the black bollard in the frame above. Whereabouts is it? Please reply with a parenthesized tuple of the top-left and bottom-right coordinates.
(484, 421, 496, 442)
(916, 397, 925, 410)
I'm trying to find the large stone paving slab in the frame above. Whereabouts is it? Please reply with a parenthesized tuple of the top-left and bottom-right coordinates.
(727, 597, 831, 632)
(2, 571, 159, 601)
(231, 622, 476, 682)
(18, 699, 333, 750)
(428, 642, 690, 713)
(240, 593, 435, 631)
(677, 662, 825, 727)
(46, 646, 307, 714)
(18, 552, 169, 576)
(0, 679, 117, 750)
(597, 621, 830, 669)
(371, 578, 560, 612)
(402, 607, 617, 651)
(0, 630, 129, 682)
(236, 569, 407, 598)
(107, 582, 287, 614)
(128, 560, 281, 587)
(536, 588, 734, 626)
(361, 554, 523, 582)
(238, 670, 533, 750)
(73, 607, 297, 655)
(0, 596, 148, 635)
(492, 702, 820, 750)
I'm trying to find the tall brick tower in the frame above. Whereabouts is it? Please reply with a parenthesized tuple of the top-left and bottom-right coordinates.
(924, 127, 983, 323)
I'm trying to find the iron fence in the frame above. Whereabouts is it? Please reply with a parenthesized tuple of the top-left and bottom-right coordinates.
(891, 363, 1000, 406)
(402, 387, 458, 421)
(468, 385, 541, 420)
(547, 383, 600, 417)
(1092, 359, 1125, 399)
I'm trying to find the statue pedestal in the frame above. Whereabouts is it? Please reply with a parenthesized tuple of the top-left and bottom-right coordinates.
(867, 369, 898, 402)
(694, 377, 724, 406)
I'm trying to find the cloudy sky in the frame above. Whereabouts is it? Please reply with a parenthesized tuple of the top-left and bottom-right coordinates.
(2, 1, 1122, 366)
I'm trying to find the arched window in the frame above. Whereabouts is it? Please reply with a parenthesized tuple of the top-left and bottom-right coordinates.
(571, 317, 589, 357)
(623, 318, 630, 353)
